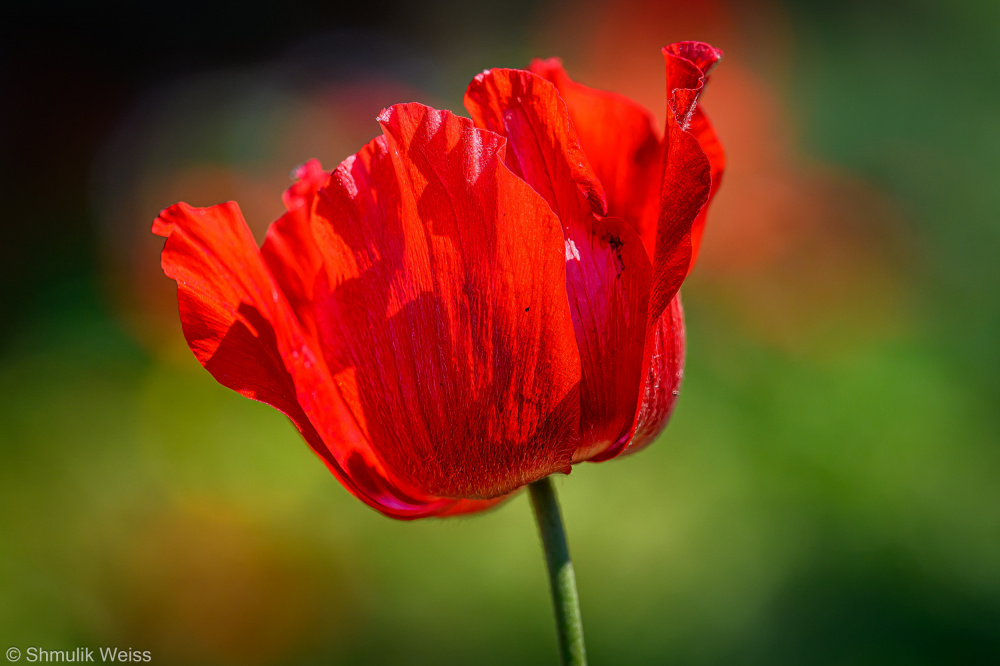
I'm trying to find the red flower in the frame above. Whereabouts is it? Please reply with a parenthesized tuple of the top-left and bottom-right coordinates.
(153, 42, 723, 519)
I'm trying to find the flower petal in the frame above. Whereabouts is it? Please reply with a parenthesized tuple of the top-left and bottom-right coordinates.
(624, 292, 685, 454)
(310, 103, 582, 499)
(465, 69, 652, 460)
(527, 58, 662, 251)
(260, 159, 330, 338)
(464, 68, 607, 217)
(154, 201, 493, 518)
(648, 42, 721, 324)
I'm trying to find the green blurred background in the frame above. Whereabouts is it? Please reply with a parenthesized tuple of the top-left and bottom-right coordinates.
(3, 0, 999, 663)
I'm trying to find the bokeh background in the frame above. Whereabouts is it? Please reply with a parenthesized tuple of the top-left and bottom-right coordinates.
(3, 0, 999, 663)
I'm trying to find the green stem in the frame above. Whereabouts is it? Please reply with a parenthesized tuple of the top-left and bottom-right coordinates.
(528, 476, 587, 666)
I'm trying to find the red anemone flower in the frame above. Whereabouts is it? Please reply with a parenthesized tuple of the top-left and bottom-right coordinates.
(154, 42, 723, 519)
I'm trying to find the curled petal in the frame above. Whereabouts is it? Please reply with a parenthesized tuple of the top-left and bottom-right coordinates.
(664, 41, 724, 81)
(465, 69, 652, 460)
(154, 201, 502, 518)
(647, 42, 721, 328)
(612, 44, 717, 459)
(310, 103, 582, 499)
